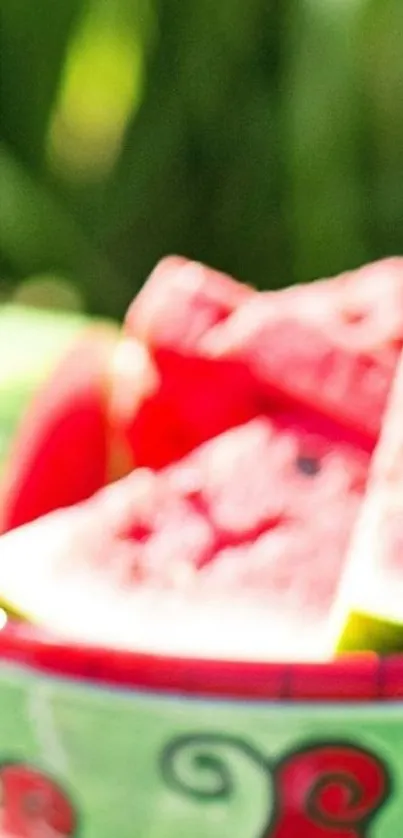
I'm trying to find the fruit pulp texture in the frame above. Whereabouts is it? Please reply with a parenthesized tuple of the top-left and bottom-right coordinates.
(120, 258, 403, 471)
(80, 257, 403, 625)
(0, 328, 117, 532)
(0, 412, 366, 656)
(87, 410, 370, 631)
(0, 305, 90, 470)
(2, 256, 401, 630)
(3, 257, 402, 534)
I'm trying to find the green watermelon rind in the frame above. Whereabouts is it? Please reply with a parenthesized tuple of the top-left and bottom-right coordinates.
(337, 610, 403, 655)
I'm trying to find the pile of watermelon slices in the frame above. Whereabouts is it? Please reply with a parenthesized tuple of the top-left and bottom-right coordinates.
(0, 256, 403, 661)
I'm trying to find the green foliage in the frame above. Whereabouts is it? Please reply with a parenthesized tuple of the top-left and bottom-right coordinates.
(1, 0, 403, 317)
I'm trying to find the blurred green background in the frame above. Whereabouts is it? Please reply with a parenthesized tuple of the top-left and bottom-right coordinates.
(1, 0, 403, 319)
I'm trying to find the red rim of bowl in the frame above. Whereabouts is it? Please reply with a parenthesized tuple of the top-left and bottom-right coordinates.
(0, 620, 403, 702)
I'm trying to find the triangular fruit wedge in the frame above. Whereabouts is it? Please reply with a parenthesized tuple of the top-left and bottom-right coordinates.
(1, 259, 254, 529)
(200, 257, 403, 443)
(0, 416, 369, 661)
(0, 325, 119, 533)
(331, 351, 403, 654)
(126, 255, 254, 349)
(112, 256, 257, 469)
(4, 257, 402, 532)
(116, 257, 403, 470)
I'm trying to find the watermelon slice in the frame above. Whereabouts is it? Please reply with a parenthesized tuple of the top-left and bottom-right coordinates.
(0, 416, 370, 661)
(3, 255, 402, 540)
(331, 352, 403, 654)
(112, 256, 257, 469)
(200, 260, 403, 442)
(0, 259, 254, 526)
(0, 305, 93, 472)
(114, 257, 403, 472)
(0, 323, 119, 532)
(125, 255, 253, 349)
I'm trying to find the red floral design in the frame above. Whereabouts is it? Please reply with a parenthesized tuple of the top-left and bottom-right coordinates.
(0, 763, 76, 837)
(161, 734, 391, 838)
(268, 742, 390, 838)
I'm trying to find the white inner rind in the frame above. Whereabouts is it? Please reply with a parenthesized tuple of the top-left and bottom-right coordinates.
(329, 353, 403, 642)
(0, 512, 332, 663)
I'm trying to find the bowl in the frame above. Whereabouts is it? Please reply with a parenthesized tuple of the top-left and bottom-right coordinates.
(0, 621, 402, 837)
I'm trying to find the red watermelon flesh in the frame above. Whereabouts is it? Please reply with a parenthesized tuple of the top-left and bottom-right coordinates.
(163, 416, 368, 599)
(0, 258, 254, 530)
(125, 255, 254, 350)
(116, 257, 403, 472)
(0, 416, 370, 659)
(0, 327, 118, 533)
(3, 256, 400, 540)
(201, 258, 403, 443)
(112, 256, 257, 469)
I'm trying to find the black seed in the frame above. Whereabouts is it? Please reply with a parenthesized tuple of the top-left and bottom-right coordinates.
(296, 455, 321, 476)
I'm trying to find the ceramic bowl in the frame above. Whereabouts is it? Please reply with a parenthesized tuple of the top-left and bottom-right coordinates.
(0, 621, 402, 837)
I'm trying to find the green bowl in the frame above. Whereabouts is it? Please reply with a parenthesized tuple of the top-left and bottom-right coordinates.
(0, 621, 402, 838)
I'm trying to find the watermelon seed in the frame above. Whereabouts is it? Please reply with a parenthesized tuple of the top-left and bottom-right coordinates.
(342, 308, 366, 325)
(296, 455, 321, 476)
(126, 523, 152, 543)
(22, 790, 46, 815)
